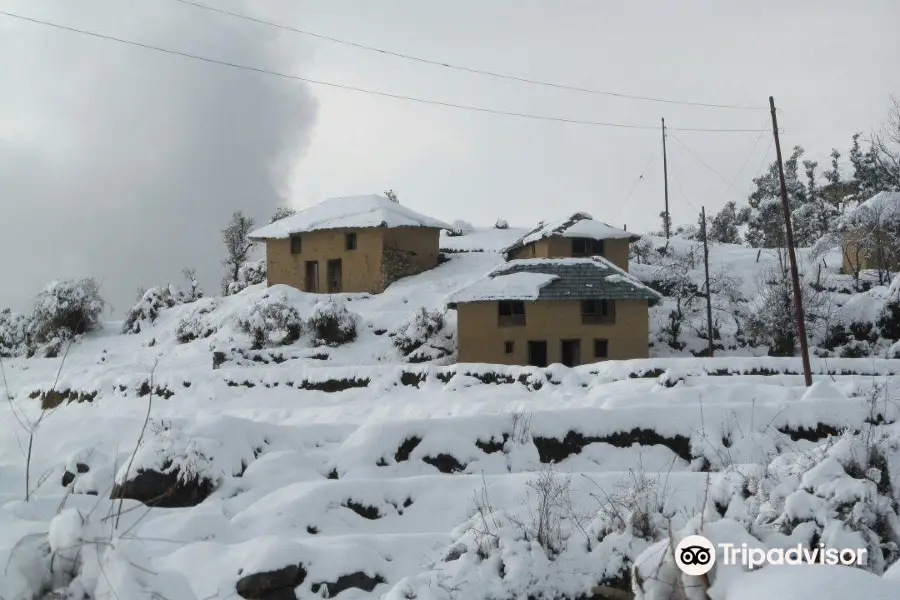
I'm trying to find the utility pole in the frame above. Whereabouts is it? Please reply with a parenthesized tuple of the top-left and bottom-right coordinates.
(701, 206, 714, 357)
(770, 96, 813, 387)
(661, 118, 671, 239)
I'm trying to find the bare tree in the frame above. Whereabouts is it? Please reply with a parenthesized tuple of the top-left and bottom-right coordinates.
(842, 196, 900, 285)
(269, 206, 296, 223)
(870, 96, 900, 190)
(221, 211, 255, 295)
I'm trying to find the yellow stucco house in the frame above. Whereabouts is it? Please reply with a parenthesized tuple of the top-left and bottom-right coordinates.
(249, 194, 451, 294)
(502, 212, 640, 271)
(448, 214, 659, 367)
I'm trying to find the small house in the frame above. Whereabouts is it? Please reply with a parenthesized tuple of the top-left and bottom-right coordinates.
(841, 191, 900, 275)
(249, 194, 451, 294)
(446, 257, 662, 367)
(503, 212, 640, 270)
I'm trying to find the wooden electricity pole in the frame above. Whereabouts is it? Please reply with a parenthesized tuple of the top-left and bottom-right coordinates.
(701, 206, 714, 357)
(769, 96, 813, 387)
(661, 118, 671, 239)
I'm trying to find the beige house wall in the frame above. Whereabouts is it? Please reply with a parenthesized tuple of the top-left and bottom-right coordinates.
(506, 236, 632, 271)
(456, 298, 650, 365)
(265, 228, 384, 293)
(264, 226, 442, 294)
(842, 229, 900, 274)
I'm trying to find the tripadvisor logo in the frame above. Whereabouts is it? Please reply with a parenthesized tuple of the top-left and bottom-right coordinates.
(674, 534, 868, 575)
(675, 535, 716, 576)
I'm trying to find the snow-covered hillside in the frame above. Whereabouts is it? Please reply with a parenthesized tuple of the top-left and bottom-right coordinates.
(3, 226, 900, 600)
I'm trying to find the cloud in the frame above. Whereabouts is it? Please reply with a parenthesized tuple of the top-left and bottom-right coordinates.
(0, 0, 317, 314)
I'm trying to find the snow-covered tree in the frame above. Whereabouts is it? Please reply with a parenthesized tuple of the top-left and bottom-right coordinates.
(221, 210, 255, 295)
(385, 189, 399, 203)
(29, 278, 106, 355)
(708, 201, 740, 244)
(181, 268, 203, 302)
(226, 259, 267, 295)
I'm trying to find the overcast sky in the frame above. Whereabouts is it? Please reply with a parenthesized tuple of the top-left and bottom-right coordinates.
(1, 0, 898, 315)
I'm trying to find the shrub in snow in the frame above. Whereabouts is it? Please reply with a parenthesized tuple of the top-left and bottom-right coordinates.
(840, 338, 872, 358)
(226, 258, 267, 296)
(16, 508, 199, 600)
(121, 285, 180, 334)
(175, 303, 219, 344)
(235, 298, 303, 349)
(308, 298, 358, 347)
(111, 419, 218, 508)
(446, 219, 474, 237)
(494, 218, 509, 230)
(392, 307, 449, 357)
(28, 278, 105, 351)
(630, 430, 900, 600)
(0, 308, 30, 357)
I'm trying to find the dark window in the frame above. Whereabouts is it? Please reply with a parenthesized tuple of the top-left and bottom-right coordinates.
(504, 341, 514, 354)
(581, 299, 615, 324)
(572, 237, 605, 257)
(594, 339, 609, 358)
(345, 232, 357, 250)
(290, 234, 302, 254)
(531, 244, 536, 256)
(498, 301, 526, 326)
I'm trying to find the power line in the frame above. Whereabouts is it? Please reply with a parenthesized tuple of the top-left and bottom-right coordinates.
(0, 10, 773, 133)
(610, 150, 658, 225)
(167, 0, 769, 111)
(668, 154, 700, 213)
(667, 132, 735, 184)
(720, 127, 767, 200)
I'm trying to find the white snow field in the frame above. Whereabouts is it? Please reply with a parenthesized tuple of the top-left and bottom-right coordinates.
(3, 227, 900, 600)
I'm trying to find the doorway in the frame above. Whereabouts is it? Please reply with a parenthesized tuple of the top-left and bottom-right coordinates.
(327, 259, 343, 293)
(305, 261, 319, 293)
(527, 340, 548, 368)
(560, 339, 581, 367)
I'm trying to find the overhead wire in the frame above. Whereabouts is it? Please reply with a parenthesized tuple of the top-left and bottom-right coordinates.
(167, 0, 770, 111)
(609, 150, 658, 225)
(0, 10, 774, 133)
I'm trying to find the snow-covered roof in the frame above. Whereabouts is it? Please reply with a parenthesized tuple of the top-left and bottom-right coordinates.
(503, 212, 639, 257)
(445, 272, 560, 304)
(249, 194, 452, 240)
(446, 256, 661, 306)
(842, 191, 900, 227)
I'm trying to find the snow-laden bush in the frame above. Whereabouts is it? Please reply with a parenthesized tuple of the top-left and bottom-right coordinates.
(8, 507, 198, 600)
(175, 302, 219, 344)
(840, 338, 872, 357)
(121, 285, 180, 334)
(385, 466, 673, 600)
(28, 278, 105, 354)
(0, 308, 30, 357)
(631, 428, 900, 600)
(393, 308, 444, 353)
(308, 298, 358, 347)
(494, 218, 509, 230)
(446, 219, 475, 237)
(226, 258, 267, 296)
(235, 298, 303, 349)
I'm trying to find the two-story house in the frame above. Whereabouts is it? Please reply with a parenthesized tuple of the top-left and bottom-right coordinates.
(447, 213, 659, 367)
(249, 194, 451, 294)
